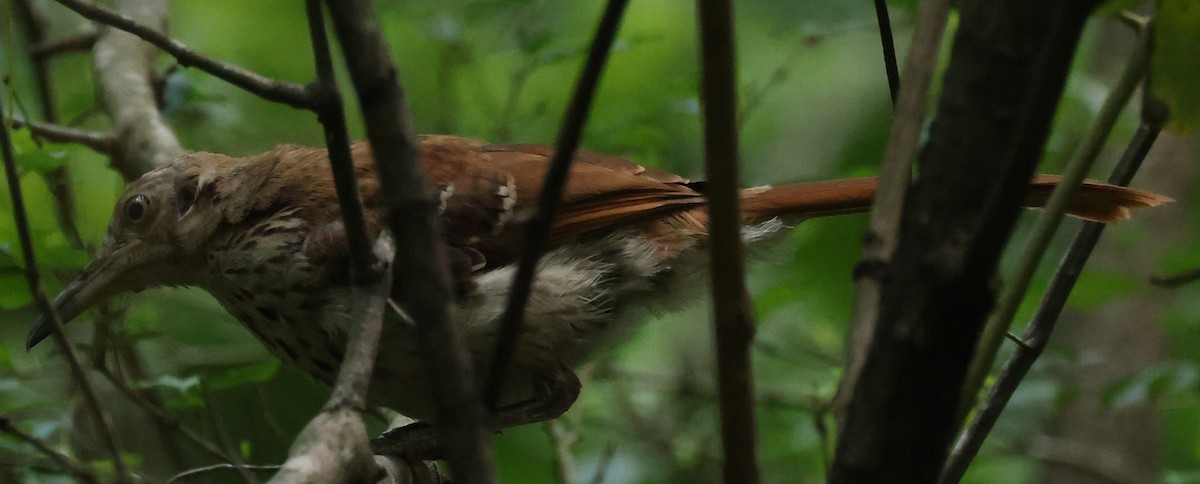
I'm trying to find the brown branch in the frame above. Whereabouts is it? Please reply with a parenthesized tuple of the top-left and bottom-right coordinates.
(321, 0, 497, 481)
(305, 0, 375, 277)
(270, 259, 391, 483)
(1, 101, 129, 481)
(14, 0, 85, 249)
(11, 117, 116, 154)
(830, 0, 1102, 481)
(31, 31, 100, 60)
(0, 416, 98, 483)
(940, 75, 1166, 483)
(871, 0, 900, 104)
(95, 364, 236, 464)
(696, 0, 760, 482)
(86, 0, 183, 180)
(50, 0, 314, 110)
(485, 0, 630, 411)
(838, 0, 950, 425)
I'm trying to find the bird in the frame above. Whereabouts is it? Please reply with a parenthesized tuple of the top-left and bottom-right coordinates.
(25, 135, 1169, 455)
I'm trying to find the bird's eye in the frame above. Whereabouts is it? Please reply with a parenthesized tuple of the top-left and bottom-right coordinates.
(125, 195, 149, 222)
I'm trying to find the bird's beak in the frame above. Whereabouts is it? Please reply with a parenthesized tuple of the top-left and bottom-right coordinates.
(26, 239, 153, 350)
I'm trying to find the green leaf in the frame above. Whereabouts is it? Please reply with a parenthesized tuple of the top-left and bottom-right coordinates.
(1153, 0, 1200, 132)
(10, 130, 68, 173)
(206, 360, 281, 390)
(0, 271, 33, 310)
(1102, 362, 1199, 410)
(139, 374, 203, 408)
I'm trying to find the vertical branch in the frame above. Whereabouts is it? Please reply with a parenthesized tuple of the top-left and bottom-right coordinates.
(831, 0, 1101, 481)
(696, 0, 760, 482)
(320, 1, 498, 481)
(87, 0, 183, 180)
(958, 20, 1152, 417)
(1, 103, 129, 481)
(14, 0, 84, 248)
(941, 111, 1165, 484)
(837, 0, 951, 424)
(485, 0, 630, 409)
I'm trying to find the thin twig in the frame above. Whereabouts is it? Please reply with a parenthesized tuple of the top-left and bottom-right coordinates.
(95, 365, 236, 464)
(10, 116, 116, 154)
(30, 31, 100, 60)
(958, 21, 1153, 420)
(0, 416, 98, 483)
(15, 0, 85, 249)
(940, 63, 1166, 484)
(1, 101, 128, 481)
(50, 0, 314, 109)
(486, 0, 630, 411)
(837, 0, 950, 424)
(305, 0, 376, 281)
(1150, 268, 1200, 287)
(696, 0, 760, 482)
(168, 464, 281, 483)
(872, 0, 900, 105)
(322, 0, 497, 480)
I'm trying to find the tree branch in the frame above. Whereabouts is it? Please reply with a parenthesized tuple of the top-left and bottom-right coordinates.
(871, 0, 900, 105)
(11, 117, 116, 154)
(1, 101, 129, 481)
(831, 0, 1102, 481)
(0, 416, 98, 483)
(485, 0, 630, 410)
(51, 0, 314, 110)
(85, 0, 183, 180)
(696, 0, 760, 482)
(838, 0, 951, 425)
(958, 18, 1152, 418)
(15, 0, 84, 249)
(941, 36, 1166, 481)
(321, 0, 497, 481)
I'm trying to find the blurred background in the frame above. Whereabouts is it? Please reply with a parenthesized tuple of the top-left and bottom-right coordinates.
(0, 0, 1197, 482)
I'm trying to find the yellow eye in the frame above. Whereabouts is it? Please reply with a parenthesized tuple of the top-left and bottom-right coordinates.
(125, 194, 149, 222)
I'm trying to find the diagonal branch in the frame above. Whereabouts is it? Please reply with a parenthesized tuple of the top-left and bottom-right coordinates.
(11, 117, 116, 154)
(0, 416, 98, 483)
(831, 0, 1102, 481)
(321, 0, 498, 481)
(837, 0, 951, 425)
(941, 26, 1165, 480)
(1, 102, 129, 481)
(485, 0, 630, 410)
(50, 0, 315, 110)
(958, 18, 1153, 418)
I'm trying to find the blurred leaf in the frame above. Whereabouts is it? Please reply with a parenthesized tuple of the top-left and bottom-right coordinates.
(1067, 270, 1139, 310)
(0, 271, 33, 310)
(139, 374, 203, 408)
(1154, 0, 1200, 132)
(428, 12, 464, 42)
(10, 130, 67, 173)
(206, 360, 281, 390)
(1102, 362, 1199, 410)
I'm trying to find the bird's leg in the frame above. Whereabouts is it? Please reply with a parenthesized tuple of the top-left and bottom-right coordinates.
(371, 361, 581, 459)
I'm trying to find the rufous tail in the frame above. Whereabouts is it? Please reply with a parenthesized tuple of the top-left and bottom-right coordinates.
(739, 175, 1171, 224)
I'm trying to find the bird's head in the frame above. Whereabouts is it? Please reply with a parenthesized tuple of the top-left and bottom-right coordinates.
(26, 152, 236, 350)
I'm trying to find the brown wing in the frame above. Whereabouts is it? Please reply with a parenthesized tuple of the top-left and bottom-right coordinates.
(462, 141, 708, 266)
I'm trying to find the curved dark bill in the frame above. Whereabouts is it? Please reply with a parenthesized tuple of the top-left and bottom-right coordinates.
(26, 278, 87, 351)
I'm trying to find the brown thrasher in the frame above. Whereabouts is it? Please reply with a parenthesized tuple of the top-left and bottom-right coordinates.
(26, 135, 1168, 454)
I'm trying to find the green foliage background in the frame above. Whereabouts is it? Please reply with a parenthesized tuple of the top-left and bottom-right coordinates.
(0, 0, 1197, 482)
